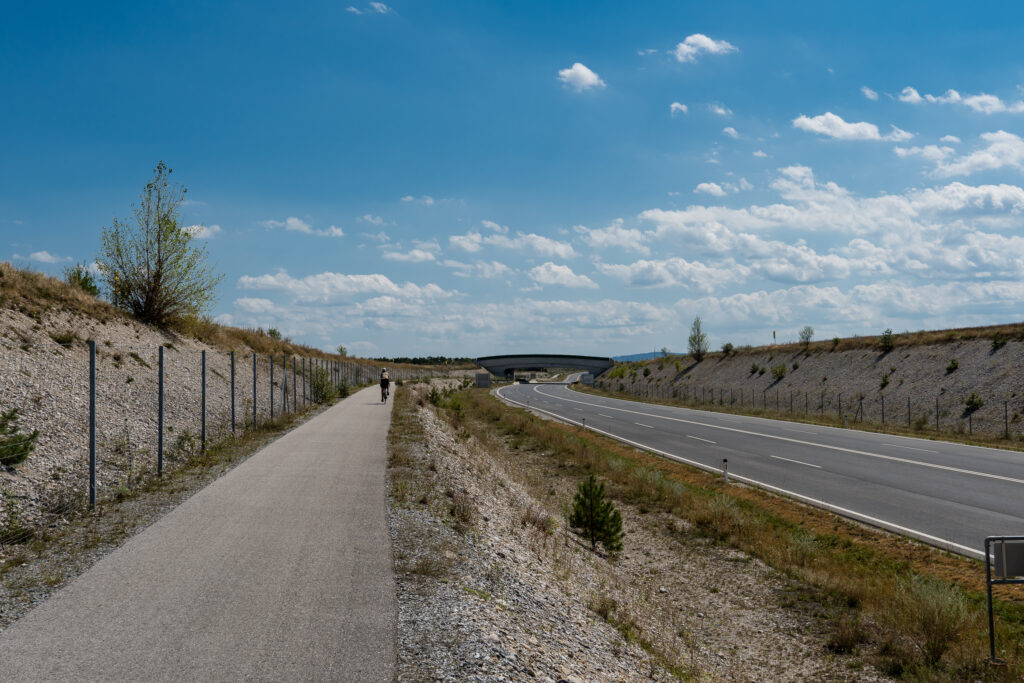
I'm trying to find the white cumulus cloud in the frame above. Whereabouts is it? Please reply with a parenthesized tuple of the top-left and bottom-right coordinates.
(184, 224, 222, 239)
(28, 250, 70, 264)
(528, 262, 598, 289)
(670, 102, 688, 116)
(709, 104, 732, 117)
(557, 63, 606, 92)
(899, 87, 1024, 114)
(723, 126, 739, 139)
(861, 86, 879, 100)
(671, 34, 737, 63)
(792, 112, 913, 141)
(695, 182, 726, 197)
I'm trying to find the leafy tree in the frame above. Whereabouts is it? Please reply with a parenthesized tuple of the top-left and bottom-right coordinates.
(267, 327, 282, 340)
(721, 342, 734, 355)
(0, 409, 39, 466)
(569, 475, 624, 555)
(687, 315, 709, 362)
(799, 325, 814, 345)
(337, 344, 348, 356)
(96, 162, 222, 327)
(63, 262, 100, 296)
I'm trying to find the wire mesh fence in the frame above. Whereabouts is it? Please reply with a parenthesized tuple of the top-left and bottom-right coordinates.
(613, 378, 1024, 441)
(0, 341, 445, 550)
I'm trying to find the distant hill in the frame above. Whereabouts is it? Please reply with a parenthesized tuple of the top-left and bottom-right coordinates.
(613, 351, 674, 362)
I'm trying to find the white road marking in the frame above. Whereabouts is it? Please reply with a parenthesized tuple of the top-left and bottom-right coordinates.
(784, 428, 818, 435)
(527, 386, 1024, 486)
(635, 422, 654, 428)
(493, 386, 982, 559)
(884, 444, 939, 453)
(771, 455, 822, 469)
(599, 413, 614, 418)
(687, 435, 716, 444)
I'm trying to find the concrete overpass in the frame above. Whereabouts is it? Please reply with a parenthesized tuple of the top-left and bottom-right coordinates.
(475, 354, 614, 378)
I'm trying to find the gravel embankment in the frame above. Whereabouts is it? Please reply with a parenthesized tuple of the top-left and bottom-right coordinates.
(601, 339, 1024, 439)
(389, 385, 885, 681)
(0, 308, 378, 539)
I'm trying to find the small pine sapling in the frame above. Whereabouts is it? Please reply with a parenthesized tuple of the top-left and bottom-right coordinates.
(569, 475, 624, 555)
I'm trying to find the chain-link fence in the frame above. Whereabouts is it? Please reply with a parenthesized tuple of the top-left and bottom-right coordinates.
(0, 340, 446, 550)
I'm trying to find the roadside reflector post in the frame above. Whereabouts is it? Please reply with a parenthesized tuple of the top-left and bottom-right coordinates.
(722, 458, 728, 483)
(581, 418, 586, 431)
(985, 536, 1024, 665)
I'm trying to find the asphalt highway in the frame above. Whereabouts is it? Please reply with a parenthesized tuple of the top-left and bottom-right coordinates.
(497, 382, 1024, 558)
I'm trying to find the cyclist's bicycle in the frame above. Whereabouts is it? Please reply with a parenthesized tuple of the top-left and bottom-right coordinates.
(381, 380, 390, 403)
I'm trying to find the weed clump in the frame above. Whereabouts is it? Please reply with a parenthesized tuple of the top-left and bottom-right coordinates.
(0, 409, 39, 466)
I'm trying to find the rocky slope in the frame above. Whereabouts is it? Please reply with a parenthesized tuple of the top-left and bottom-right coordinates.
(599, 336, 1024, 440)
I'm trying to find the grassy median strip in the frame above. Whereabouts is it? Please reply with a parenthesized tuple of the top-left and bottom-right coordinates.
(440, 386, 1024, 681)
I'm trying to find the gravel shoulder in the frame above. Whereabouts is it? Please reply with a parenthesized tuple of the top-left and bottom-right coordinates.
(389, 382, 885, 681)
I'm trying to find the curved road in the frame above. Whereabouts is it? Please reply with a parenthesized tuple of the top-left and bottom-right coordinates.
(497, 382, 1024, 558)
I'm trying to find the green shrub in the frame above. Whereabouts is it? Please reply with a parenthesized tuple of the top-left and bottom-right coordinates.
(879, 328, 895, 352)
(963, 393, 983, 413)
(749, 363, 759, 375)
(946, 358, 958, 373)
(721, 342, 734, 355)
(894, 575, 975, 666)
(0, 409, 39, 466)
(991, 333, 1007, 351)
(771, 364, 787, 380)
(63, 262, 100, 296)
(267, 327, 282, 340)
(569, 475, 624, 555)
(310, 368, 339, 404)
(643, 367, 651, 377)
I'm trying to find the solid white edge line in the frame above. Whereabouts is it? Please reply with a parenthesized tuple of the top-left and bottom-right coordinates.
(771, 455, 822, 469)
(495, 386, 983, 559)
(533, 386, 1024, 486)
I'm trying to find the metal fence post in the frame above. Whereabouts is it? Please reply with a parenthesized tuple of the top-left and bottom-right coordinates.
(908, 395, 911, 428)
(253, 354, 257, 429)
(1005, 401, 1009, 439)
(282, 356, 287, 414)
(936, 396, 939, 432)
(292, 356, 297, 411)
(89, 340, 96, 508)
(158, 345, 164, 478)
(881, 394, 885, 425)
(231, 350, 236, 436)
(201, 350, 207, 453)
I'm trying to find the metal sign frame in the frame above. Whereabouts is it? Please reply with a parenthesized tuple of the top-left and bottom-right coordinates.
(984, 536, 1024, 663)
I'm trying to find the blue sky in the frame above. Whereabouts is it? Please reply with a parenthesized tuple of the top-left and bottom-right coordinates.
(4, 2, 1024, 357)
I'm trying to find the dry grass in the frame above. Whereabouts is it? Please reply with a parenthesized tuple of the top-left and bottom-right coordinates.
(0, 261, 444, 371)
(448, 387, 1024, 680)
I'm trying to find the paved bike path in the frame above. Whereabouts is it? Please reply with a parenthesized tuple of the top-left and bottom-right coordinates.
(0, 385, 396, 681)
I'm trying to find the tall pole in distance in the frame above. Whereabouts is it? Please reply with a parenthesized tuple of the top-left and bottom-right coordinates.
(89, 340, 96, 508)
(158, 345, 164, 478)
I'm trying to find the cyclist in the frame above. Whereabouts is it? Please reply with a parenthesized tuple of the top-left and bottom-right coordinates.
(380, 368, 390, 403)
